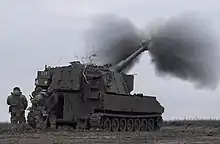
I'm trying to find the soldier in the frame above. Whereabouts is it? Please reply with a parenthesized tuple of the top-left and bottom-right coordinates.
(31, 89, 49, 130)
(26, 87, 44, 130)
(7, 87, 28, 130)
(46, 87, 58, 129)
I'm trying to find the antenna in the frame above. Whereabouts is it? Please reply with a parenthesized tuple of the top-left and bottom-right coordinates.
(56, 57, 62, 66)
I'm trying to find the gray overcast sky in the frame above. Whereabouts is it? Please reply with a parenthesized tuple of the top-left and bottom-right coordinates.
(1, 0, 220, 122)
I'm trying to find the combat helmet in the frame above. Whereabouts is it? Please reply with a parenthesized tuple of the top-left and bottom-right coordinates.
(13, 87, 20, 91)
(12, 86, 21, 95)
(32, 87, 43, 97)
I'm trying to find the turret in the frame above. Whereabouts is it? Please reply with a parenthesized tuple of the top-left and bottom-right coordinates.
(113, 39, 150, 73)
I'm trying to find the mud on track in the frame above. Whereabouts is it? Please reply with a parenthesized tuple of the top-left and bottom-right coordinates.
(1, 120, 220, 144)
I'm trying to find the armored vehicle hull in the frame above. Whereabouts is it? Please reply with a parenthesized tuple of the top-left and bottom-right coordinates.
(60, 92, 164, 132)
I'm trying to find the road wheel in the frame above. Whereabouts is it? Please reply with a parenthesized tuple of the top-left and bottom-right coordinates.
(156, 116, 163, 128)
(140, 119, 147, 131)
(111, 118, 120, 132)
(126, 119, 134, 132)
(119, 118, 126, 132)
(134, 119, 141, 131)
(103, 118, 111, 132)
(147, 118, 155, 131)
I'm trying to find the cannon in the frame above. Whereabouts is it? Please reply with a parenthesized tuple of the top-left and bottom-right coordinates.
(27, 40, 164, 132)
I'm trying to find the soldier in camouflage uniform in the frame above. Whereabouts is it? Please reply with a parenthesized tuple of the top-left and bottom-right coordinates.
(46, 87, 58, 129)
(30, 89, 49, 129)
(26, 87, 44, 129)
(7, 87, 28, 130)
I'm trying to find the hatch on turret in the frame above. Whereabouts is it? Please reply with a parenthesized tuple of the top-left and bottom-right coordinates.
(51, 66, 82, 91)
(122, 74, 134, 93)
(70, 61, 81, 66)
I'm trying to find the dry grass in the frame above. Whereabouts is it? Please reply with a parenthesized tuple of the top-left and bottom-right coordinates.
(1, 119, 220, 143)
(1, 119, 220, 130)
(0, 122, 11, 129)
(163, 119, 220, 128)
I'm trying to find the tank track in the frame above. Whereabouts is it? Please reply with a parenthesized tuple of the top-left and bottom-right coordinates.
(89, 113, 163, 132)
(28, 112, 163, 132)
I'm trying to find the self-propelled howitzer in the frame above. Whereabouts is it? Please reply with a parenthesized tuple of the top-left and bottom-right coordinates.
(27, 40, 164, 132)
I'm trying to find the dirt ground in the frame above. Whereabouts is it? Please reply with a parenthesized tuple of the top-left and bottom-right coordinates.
(1, 120, 220, 144)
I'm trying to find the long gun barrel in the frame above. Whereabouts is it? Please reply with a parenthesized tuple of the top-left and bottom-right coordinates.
(113, 40, 150, 72)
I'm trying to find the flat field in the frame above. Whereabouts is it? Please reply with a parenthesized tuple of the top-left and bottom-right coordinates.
(0, 120, 220, 144)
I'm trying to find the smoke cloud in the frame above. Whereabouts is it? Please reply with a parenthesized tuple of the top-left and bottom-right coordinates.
(84, 14, 220, 89)
(84, 14, 143, 72)
(148, 14, 220, 89)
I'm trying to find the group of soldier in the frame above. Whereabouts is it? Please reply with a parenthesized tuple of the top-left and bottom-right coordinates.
(7, 86, 58, 131)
